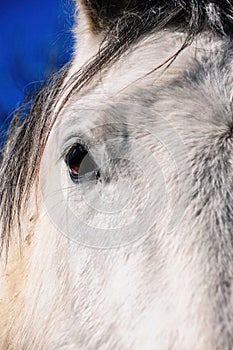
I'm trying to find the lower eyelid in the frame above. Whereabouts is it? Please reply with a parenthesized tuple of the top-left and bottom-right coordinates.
(70, 169, 101, 183)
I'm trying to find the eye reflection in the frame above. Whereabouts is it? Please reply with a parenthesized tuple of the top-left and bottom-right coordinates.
(65, 143, 101, 183)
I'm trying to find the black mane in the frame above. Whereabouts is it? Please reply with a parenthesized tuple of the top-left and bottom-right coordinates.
(1, 0, 233, 255)
(82, 0, 233, 35)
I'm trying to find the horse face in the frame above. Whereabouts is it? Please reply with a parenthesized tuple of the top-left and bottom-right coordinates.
(37, 21, 233, 350)
(2, 1, 233, 349)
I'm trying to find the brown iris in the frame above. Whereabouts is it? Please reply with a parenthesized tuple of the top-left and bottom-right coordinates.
(65, 143, 101, 183)
(65, 143, 88, 182)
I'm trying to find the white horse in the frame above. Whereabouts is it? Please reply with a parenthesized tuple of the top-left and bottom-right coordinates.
(1, 0, 233, 349)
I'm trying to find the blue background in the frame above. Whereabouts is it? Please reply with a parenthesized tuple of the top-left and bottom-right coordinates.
(0, 0, 74, 130)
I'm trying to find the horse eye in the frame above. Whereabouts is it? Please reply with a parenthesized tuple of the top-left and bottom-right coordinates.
(65, 143, 100, 183)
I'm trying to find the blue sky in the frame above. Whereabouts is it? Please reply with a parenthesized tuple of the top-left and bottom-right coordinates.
(0, 0, 74, 127)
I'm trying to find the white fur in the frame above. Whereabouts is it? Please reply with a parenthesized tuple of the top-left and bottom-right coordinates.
(1, 3, 233, 350)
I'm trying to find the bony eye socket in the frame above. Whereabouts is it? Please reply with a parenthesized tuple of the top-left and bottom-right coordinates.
(65, 143, 101, 183)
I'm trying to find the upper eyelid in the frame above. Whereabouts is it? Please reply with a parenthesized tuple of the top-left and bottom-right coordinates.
(59, 126, 129, 163)
(60, 138, 91, 161)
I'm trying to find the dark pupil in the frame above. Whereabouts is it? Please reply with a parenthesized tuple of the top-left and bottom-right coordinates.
(66, 144, 88, 178)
